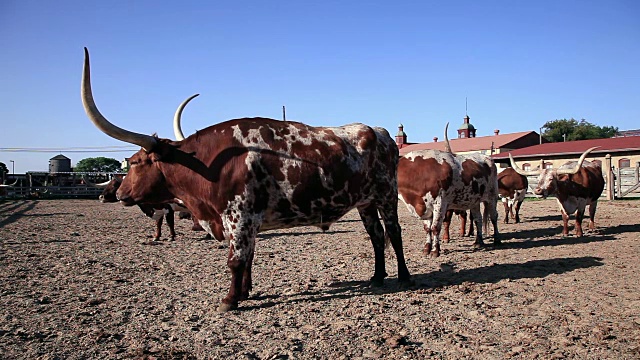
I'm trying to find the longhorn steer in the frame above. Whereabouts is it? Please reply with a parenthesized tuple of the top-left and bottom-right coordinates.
(510, 147, 603, 236)
(398, 149, 499, 258)
(442, 168, 528, 240)
(80, 48, 412, 312)
(497, 167, 528, 223)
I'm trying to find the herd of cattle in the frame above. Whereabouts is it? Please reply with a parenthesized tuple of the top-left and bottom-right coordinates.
(75, 48, 606, 311)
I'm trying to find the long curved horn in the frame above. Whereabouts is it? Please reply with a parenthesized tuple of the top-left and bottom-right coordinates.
(509, 153, 541, 176)
(82, 175, 112, 189)
(443, 122, 452, 153)
(556, 146, 600, 175)
(0, 179, 18, 188)
(173, 94, 200, 141)
(81, 48, 157, 151)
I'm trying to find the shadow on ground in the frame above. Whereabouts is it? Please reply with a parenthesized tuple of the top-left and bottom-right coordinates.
(242, 256, 604, 311)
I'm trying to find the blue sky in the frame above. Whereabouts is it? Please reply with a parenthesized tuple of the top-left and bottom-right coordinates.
(1, 0, 639, 173)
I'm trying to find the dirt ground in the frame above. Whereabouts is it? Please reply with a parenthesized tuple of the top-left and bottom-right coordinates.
(0, 198, 639, 359)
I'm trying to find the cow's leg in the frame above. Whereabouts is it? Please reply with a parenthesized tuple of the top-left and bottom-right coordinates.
(422, 219, 433, 256)
(468, 211, 475, 237)
(502, 198, 510, 224)
(166, 207, 176, 241)
(588, 201, 598, 230)
(458, 211, 467, 237)
(486, 201, 500, 245)
(514, 199, 524, 223)
(442, 210, 454, 243)
(377, 203, 412, 286)
(428, 206, 446, 258)
(561, 210, 570, 236)
(219, 216, 259, 312)
(470, 205, 484, 247)
(191, 217, 204, 231)
(358, 204, 389, 286)
(153, 216, 163, 241)
(575, 207, 585, 237)
(241, 247, 254, 300)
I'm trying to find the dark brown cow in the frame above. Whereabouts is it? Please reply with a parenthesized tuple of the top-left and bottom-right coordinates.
(497, 167, 528, 223)
(510, 147, 604, 236)
(85, 176, 178, 241)
(80, 48, 411, 312)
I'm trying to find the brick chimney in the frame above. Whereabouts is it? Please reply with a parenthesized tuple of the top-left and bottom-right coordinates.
(433, 137, 438, 142)
(494, 129, 500, 135)
(395, 124, 407, 146)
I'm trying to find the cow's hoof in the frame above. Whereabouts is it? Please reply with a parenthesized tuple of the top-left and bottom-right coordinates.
(473, 242, 485, 249)
(423, 243, 432, 256)
(370, 271, 387, 287)
(429, 251, 440, 258)
(217, 302, 238, 312)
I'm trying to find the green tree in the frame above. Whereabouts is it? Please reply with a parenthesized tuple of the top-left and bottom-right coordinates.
(0, 162, 8, 181)
(73, 157, 122, 173)
(542, 118, 618, 142)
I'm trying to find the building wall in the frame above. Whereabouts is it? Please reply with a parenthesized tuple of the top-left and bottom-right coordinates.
(510, 151, 640, 170)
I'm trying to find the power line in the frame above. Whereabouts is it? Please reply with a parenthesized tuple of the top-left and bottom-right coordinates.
(0, 146, 139, 153)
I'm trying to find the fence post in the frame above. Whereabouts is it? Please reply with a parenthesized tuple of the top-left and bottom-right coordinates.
(605, 154, 614, 200)
(636, 162, 640, 184)
(616, 167, 622, 197)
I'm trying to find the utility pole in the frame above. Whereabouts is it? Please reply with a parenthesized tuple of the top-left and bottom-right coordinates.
(10, 160, 14, 175)
(282, 106, 286, 121)
(539, 127, 543, 144)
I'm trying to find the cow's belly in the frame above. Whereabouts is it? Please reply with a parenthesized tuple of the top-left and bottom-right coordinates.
(261, 204, 355, 231)
(397, 193, 438, 220)
(557, 196, 587, 215)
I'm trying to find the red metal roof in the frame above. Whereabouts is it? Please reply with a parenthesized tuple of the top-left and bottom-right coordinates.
(492, 136, 640, 159)
(399, 131, 537, 155)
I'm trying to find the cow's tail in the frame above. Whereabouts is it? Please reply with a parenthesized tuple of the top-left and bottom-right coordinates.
(384, 230, 391, 249)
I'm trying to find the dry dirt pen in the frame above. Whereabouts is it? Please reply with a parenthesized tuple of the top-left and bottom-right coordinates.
(1, 198, 639, 359)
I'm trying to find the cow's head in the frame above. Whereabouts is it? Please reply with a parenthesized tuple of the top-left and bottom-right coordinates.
(99, 178, 122, 203)
(80, 48, 197, 206)
(82, 175, 120, 203)
(509, 147, 598, 198)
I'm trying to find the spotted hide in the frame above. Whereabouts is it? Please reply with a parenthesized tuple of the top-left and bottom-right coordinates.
(497, 167, 528, 224)
(398, 150, 500, 257)
(510, 147, 604, 237)
(80, 48, 412, 312)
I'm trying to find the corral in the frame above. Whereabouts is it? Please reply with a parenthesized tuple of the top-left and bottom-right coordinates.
(1, 198, 639, 359)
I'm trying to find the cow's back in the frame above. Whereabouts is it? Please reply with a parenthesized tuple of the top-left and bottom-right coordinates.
(498, 167, 528, 198)
(560, 160, 605, 201)
(194, 119, 397, 230)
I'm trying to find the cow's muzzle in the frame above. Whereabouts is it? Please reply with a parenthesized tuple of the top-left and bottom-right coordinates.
(117, 195, 136, 207)
(533, 188, 547, 198)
